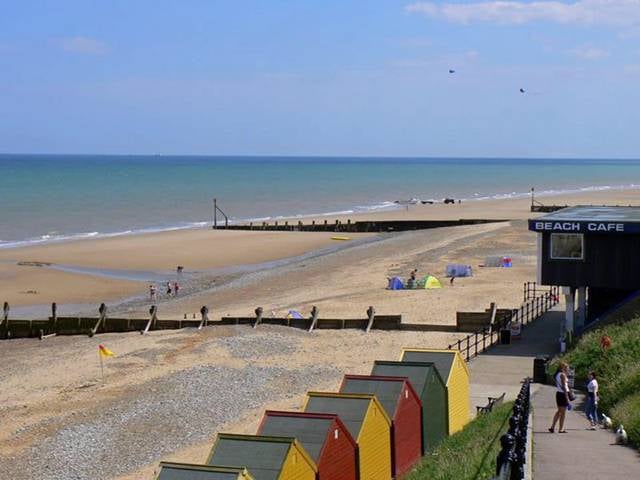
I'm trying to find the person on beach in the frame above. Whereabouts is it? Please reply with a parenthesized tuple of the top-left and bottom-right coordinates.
(149, 284, 156, 301)
(174, 282, 180, 296)
(549, 361, 571, 433)
(166, 282, 172, 296)
(586, 371, 599, 430)
(407, 269, 417, 289)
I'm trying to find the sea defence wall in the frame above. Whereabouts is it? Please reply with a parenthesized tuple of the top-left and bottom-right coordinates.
(213, 218, 508, 233)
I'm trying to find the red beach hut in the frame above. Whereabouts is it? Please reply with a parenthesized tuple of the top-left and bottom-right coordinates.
(339, 374, 422, 477)
(257, 411, 358, 480)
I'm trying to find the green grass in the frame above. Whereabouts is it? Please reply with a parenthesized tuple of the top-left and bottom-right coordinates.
(404, 402, 514, 480)
(555, 317, 640, 447)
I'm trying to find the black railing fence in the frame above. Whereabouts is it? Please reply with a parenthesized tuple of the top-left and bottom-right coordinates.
(495, 379, 531, 480)
(523, 282, 559, 302)
(449, 284, 560, 362)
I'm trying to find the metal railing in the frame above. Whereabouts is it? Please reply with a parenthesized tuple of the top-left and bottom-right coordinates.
(449, 284, 560, 362)
(495, 379, 531, 480)
(523, 282, 559, 302)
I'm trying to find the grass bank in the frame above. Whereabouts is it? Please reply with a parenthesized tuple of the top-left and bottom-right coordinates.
(558, 317, 640, 448)
(405, 401, 514, 480)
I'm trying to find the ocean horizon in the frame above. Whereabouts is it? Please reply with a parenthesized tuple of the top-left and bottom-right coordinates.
(2, 154, 640, 249)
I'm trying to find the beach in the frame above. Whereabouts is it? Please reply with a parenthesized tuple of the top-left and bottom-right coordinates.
(1, 186, 638, 313)
(0, 187, 638, 479)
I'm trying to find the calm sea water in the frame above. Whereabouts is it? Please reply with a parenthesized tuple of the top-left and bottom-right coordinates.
(1, 155, 639, 248)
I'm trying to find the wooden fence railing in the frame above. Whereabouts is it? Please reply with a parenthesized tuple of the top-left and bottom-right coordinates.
(449, 285, 560, 362)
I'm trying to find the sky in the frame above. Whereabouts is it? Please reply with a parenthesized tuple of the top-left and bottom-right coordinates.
(1, 0, 640, 158)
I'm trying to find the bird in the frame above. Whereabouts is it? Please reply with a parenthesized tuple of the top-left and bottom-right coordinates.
(602, 414, 612, 429)
(519, 88, 526, 93)
(449, 69, 456, 74)
(616, 425, 628, 444)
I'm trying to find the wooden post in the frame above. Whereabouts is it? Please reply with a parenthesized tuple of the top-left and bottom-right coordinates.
(214, 198, 220, 228)
(90, 303, 107, 337)
(489, 302, 497, 332)
(142, 305, 157, 334)
(199, 305, 209, 329)
(308, 306, 319, 333)
(1, 301, 8, 338)
(365, 306, 376, 333)
(253, 307, 263, 328)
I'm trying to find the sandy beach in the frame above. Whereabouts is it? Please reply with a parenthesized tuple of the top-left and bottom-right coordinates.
(1, 187, 637, 311)
(0, 188, 638, 479)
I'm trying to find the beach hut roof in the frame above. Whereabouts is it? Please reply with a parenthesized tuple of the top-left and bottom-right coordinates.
(371, 360, 444, 395)
(156, 462, 254, 480)
(207, 434, 316, 480)
(257, 411, 356, 463)
(303, 392, 390, 440)
(399, 348, 469, 385)
(339, 374, 419, 419)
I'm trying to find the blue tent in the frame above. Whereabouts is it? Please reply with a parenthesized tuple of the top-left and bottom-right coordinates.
(287, 310, 304, 319)
(446, 264, 473, 278)
(387, 277, 404, 290)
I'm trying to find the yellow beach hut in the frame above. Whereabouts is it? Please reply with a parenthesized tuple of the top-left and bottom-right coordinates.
(400, 348, 470, 434)
(304, 392, 392, 480)
(207, 434, 316, 480)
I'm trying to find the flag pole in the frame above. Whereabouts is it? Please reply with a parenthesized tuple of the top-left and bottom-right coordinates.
(99, 350, 104, 383)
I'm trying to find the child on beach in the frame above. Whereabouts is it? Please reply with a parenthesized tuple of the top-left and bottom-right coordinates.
(174, 282, 180, 296)
(586, 371, 599, 430)
(149, 284, 156, 301)
(166, 282, 172, 296)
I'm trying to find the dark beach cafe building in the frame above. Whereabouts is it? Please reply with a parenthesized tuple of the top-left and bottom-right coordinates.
(528, 206, 640, 333)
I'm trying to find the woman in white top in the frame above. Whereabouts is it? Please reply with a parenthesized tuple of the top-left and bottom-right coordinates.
(586, 371, 599, 430)
(549, 361, 571, 433)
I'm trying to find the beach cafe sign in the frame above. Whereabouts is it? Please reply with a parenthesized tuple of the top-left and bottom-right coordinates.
(528, 220, 634, 233)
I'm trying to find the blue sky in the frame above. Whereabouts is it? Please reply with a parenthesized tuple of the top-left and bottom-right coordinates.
(1, 0, 640, 157)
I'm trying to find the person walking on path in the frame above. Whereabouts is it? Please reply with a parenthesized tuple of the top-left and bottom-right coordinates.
(586, 371, 599, 430)
(549, 361, 572, 433)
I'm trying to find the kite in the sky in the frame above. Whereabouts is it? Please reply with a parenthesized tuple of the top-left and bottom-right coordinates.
(449, 69, 455, 74)
(519, 88, 526, 93)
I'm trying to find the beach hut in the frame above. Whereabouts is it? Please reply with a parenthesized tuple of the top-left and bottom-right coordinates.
(304, 392, 392, 480)
(371, 361, 448, 453)
(206, 434, 316, 480)
(156, 462, 254, 480)
(339, 375, 422, 477)
(257, 411, 357, 480)
(400, 348, 470, 434)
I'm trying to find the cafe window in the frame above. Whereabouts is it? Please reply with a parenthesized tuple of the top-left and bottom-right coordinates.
(550, 233, 584, 260)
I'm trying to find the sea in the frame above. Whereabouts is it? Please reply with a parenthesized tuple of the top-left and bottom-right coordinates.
(1, 155, 640, 249)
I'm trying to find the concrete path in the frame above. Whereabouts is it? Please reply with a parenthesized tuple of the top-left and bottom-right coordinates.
(469, 309, 563, 411)
(468, 307, 640, 478)
(532, 385, 640, 479)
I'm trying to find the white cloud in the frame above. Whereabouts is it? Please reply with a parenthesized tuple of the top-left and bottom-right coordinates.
(59, 36, 109, 55)
(406, 0, 640, 27)
(568, 46, 609, 59)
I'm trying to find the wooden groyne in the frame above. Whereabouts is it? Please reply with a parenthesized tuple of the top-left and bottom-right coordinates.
(213, 218, 508, 233)
(1, 303, 425, 340)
